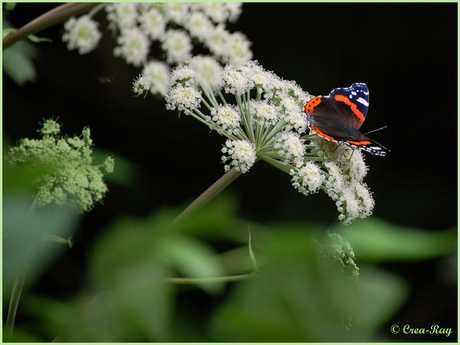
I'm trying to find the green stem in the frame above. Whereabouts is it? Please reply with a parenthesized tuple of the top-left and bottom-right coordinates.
(6, 263, 29, 336)
(3, 3, 101, 50)
(172, 167, 242, 224)
(165, 272, 256, 284)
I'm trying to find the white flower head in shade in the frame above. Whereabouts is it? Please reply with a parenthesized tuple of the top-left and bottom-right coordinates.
(142, 61, 170, 96)
(204, 24, 230, 59)
(189, 56, 222, 92)
(138, 7, 166, 40)
(163, 2, 190, 25)
(185, 11, 213, 42)
(132, 74, 151, 96)
(161, 29, 193, 64)
(113, 27, 150, 67)
(223, 32, 252, 66)
(62, 15, 102, 55)
(106, 3, 138, 30)
(225, 3, 243, 23)
(169, 63, 196, 88)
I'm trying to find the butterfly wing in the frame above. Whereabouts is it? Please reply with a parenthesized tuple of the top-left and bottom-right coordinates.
(329, 82, 369, 131)
(304, 83, 387, 156)
(305, 83, 370, 142)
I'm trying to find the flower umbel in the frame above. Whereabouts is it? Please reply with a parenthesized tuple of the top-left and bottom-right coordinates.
(62, 3, 252, 95)
(62, 15, 102, 55)
(7, 119, 114, 213)
(163, 59, 376, 224)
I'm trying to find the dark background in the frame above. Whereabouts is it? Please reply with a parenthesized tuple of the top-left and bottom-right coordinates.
(3, 3, 457, 341)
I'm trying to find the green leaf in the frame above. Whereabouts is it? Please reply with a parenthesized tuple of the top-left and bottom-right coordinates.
(3, 27, 16, 38)
(3, 194, 78, 291)
(341, 218, 457, 262)
(27, 34, 52, 43)
(24, 262, 173, 342)
(349, 265, 409, 340)
(2, 38, 37, 86)
(247, 228, 260, 273)
(159, 234, 225, 294)
(209, 229, 360, 341)
(5, 3, 16, 11)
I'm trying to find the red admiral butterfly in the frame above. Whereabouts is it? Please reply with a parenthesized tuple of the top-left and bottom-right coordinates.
(304, 83, 387, 156)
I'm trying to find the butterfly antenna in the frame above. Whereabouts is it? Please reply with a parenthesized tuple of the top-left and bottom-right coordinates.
(363, 126, 390, 152)
(364, 126, 387, 135)
(364, 125, 387, 136)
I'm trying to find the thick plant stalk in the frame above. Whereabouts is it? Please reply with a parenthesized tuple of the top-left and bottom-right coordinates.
(172, 167, 242, 224)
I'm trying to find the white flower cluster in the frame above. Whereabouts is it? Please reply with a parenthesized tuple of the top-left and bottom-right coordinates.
(62, 15, 102, 55)
(290, 140, 374, 224)
(165, 58, 376, 224)
(221, 139, 256, 173)
(63, 3, 251, 96)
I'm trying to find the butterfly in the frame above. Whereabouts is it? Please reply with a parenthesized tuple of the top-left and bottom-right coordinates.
(304, 83, 388, 156)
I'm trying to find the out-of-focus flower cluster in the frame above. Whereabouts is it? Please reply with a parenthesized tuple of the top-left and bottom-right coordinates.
(63, 3, 252, 96)
(162, 57, 375, 224)
(7, 119, 114, 214)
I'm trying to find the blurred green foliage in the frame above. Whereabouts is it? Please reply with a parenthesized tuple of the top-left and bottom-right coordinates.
(3, 190, 456, 341)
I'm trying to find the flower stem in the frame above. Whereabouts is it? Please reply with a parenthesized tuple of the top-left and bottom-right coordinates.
(172, 167, 242, 224)
(6, 263, 29, 336)
(3, 3, 100, 50)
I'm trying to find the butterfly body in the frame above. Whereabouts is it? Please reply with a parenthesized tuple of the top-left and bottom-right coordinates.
(304, 83, 387, 156)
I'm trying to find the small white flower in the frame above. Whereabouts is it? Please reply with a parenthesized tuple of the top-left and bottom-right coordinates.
(169, 63, 196, 87)
(204, 24, 230, 58)
(142, 61, 170, 96)
(211, 104, 241, 135)
(189, 56, 222, 92)
(324, 161, 345, 191)
(113, 28, 150, 67)
(291, 161, 325, 195)
(132, 74, 151, 95)
(161, 29, 193, 64)
(274, 132, 305, 164)
(163, 2, 190, 25)
(279, 100, 308, 133)
(250, 101, 279, 127)
(341, 187, 360, 223)
(225, 3, 243, 23)
(224, 32, 252, 66)
(185, 11, 213, 42)
(221, 139, 256, 173)
(138, 7, 166, 40)
(106, 3, 138, 30)
(343, 150, 368, 182)
(222, 64, 250, 95)
(194, 2, 227, 23)
(246, 63, 277, 94)
(354, 182, 374, 218)
(62, 15, 102, 55)
(165, 84, 202, 114)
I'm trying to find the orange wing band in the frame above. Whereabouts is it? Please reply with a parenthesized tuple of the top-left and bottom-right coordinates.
(334, 94, 365, 121)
